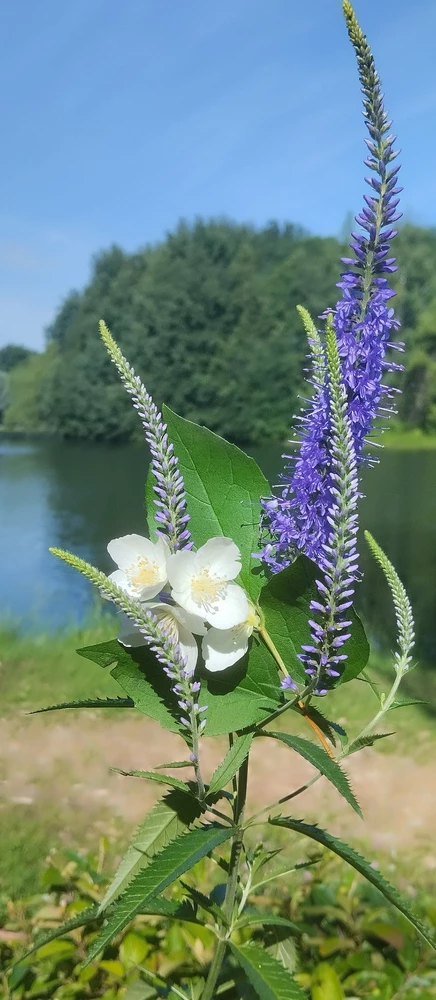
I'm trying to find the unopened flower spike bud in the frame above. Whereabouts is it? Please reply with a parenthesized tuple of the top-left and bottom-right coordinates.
(364, 531, 415, 672)
(99, 321, 191, 553)
(297, 317, 360, 694)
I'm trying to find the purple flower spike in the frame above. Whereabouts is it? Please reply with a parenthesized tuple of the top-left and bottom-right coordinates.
(297, 320, 360, 693)
(260, 6, 403, 572)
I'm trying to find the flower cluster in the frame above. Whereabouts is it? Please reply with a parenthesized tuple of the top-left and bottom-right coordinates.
(109, 533, 257, 675)
(260, 1, 403, 573)
(100, 321, 191, 552)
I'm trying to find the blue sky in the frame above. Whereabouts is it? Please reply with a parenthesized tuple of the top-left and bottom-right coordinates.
(1, 0, 435, 350)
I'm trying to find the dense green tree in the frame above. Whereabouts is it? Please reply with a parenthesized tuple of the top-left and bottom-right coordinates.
(0, 344, 36, 372)
(4, 219, 436, 443)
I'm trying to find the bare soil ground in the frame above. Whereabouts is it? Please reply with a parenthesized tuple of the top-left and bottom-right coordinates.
(1, 713, 435, 867)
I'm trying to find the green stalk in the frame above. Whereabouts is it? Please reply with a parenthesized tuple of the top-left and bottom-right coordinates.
(201, 756, 249, 1000)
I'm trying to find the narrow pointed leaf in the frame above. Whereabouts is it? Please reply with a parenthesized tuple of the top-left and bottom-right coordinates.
(270, 817, 436, 950)
(29, 696, 134, 715)
(87, 825, 234, 964)
(234, 912, 300, 934)
(111, 768, 191, 793)
(230, 941, 307, 999)
(262, 732, 362, 818)
(156, 761, 193, 769)
(208, 733, 254, 795)
(346, 733, 395, 755)
(99, 792, 202, 913)
(389, 698, 427, 711)
(13, 905, 100, 964)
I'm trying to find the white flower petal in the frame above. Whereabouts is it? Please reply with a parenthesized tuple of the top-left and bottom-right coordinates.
(117, 614, 146, 648)
(202, 625, 249, 672)
(166, 550, 196, 591)
(108, 569, 133, 594)
(107, 534, 155, 570)
(205, 583, 249, 629)
(177, 623, 199, 674)
(169, 604, 207, 636)
(107, 534, 168, 600)
(195, 537, 242, 580)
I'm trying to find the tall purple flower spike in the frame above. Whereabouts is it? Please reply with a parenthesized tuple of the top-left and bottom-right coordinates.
(260, 3, 403, 573)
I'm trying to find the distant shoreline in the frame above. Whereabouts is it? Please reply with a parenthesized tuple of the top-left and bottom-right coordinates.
(2, 427, 436, 451)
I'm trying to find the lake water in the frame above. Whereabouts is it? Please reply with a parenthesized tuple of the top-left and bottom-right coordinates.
(1, 439, 435, 665)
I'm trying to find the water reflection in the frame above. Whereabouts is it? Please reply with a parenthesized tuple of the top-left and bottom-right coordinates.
(1, 439, 435, 665)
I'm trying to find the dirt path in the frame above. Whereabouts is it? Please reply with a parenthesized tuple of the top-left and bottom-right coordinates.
(1, 713, 435, 864)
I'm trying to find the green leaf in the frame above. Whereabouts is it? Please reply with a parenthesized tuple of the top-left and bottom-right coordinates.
(389, 698, 428, 711)
(86, 825, 234, 965)
(299, 706, 347, 748)
(208, 733, 254, 795)
(230, 941, 307, 999)
(99, 792, 202, 913)
(346, 732, 395, 755)
(148, 406, 269, 600)
(259, 556, 370, 686)
(111, 768, 191, 793)
(78, 638, 283, 737)
(179, 881, 223, 922)
(29, 696, 134, 715)
(311, 962, 345, 1000)
(13, 905, 100, 965)
(234, 912, 300, 934)
(156, 761, 193, 769)
(262, 732, 362, 818)
(270, 817, 436, 950)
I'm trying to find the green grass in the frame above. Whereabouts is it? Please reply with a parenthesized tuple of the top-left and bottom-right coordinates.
(0, 616, 120, 713)
(379, 428, 436, 449)
(1, 621, 435, 898)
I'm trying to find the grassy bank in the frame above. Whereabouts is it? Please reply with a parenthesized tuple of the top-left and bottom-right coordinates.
(1, 620, 435, 900)
(380, 429, 436, 449)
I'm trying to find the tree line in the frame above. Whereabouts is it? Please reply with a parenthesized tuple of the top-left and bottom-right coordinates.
(2, 219, 436, 444)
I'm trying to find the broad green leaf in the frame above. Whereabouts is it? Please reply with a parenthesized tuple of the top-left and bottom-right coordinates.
(234, 912, 300, 934)
(208, 733, 253, 795)
(346, 733, 395, 756)
(30, 696, 134, 715)
(259, 555, 370, 686)
(86, 825, 234, 964)
(147, 406, 269, 600)
(265, 927, 298, 973)
(112, 768, 191, 793)
(99, 792, 202, 913)
(311, 962, 345, 1000)
(79, 637, 283, 737)
(270, 817, 436, 950)
(230, 941, 307, 999)
(262, 733, 362, 818)
(123, 981, 157, 1000)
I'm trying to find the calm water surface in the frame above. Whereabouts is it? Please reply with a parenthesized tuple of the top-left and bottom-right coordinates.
(1, 439, 435, 663)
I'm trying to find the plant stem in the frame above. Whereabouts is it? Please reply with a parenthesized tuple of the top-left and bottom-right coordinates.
(201, 756, 249, 1000)
(353, 665, 404, 743)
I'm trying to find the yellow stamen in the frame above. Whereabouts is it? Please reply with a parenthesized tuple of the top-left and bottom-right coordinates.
(128, 557, 160, 588)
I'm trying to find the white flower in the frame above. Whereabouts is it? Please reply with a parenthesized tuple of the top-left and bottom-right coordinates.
(202, 602, 260, 672)
(167, 537, 249, 629)
(117, 602, 207, 674)
(107, 534, 169, 601)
